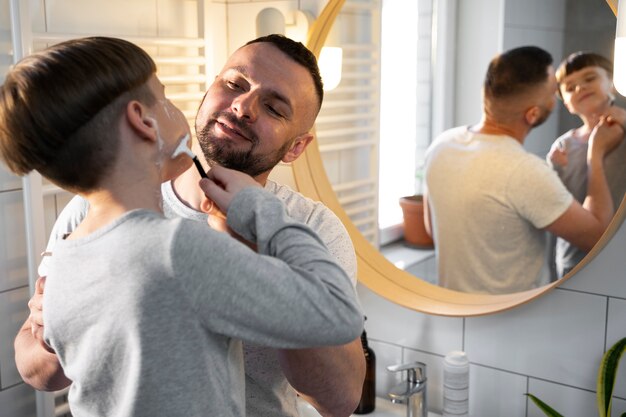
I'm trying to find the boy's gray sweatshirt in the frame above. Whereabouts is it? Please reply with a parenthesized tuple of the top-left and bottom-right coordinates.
(43, 187, 363, 417)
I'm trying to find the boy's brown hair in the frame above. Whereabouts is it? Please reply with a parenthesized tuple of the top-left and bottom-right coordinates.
(0, 37, 157, 192)
(556, 51, 614, 98)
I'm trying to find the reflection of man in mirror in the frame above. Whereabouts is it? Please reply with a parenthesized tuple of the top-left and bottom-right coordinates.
(14, 35, 365, 417)
(423, 46, 624, 294)
(547, 52, 626, 278)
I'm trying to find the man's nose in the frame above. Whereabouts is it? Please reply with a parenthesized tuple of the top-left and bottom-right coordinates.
(231, 92, 258, 122)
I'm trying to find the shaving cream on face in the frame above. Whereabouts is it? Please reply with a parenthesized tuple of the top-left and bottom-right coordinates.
(159, 99, 174, 120)
(144, 116, 165, 211)
(146, 116, 164, 168)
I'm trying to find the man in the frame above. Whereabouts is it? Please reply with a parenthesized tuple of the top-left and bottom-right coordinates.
(2, 36, 363, 417)
(15, 35, 365, 417)
(423, 46, 623, 294)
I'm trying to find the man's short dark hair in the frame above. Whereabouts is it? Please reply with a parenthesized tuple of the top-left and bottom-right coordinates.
(246, 34, 324, 111)
(484, 46, 553, 100)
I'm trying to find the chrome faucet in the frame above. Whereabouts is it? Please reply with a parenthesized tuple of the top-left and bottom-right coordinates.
(387, 362, 427, 417)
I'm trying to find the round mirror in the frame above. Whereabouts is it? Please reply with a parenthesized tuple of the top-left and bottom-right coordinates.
(297, 0, 626, 316)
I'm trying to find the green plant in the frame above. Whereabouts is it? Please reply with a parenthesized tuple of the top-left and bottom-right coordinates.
(526, 337, 626, 417)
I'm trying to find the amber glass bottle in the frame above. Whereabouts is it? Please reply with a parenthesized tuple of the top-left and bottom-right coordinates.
(353, 327, 376, 414)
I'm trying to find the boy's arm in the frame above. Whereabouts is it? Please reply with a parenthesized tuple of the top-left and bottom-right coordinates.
(545, 118, 623, 250)
(204, 168, 366, 415)
(277, 206, 365, 417)
(15, 278, 71, 391)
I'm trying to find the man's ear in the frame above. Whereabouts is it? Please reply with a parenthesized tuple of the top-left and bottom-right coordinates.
(126, 100, 157, 142)
(281, 133, 315, 163)
(524, 106, 541, 126)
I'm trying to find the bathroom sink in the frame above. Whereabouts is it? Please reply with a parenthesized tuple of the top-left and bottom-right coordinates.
(296, 397, 441, 417)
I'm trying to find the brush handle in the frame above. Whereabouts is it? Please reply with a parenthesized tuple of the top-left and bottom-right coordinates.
(193, 157, 208, 178)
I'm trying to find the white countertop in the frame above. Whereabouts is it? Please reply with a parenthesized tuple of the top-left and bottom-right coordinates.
(297, 396, 442, 417)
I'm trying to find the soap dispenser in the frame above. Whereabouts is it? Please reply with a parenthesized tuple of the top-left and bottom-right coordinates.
(354, 318, 376, 414)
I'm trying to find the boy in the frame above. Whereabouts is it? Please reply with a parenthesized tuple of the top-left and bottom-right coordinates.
(0, 37, 362, 417)
(548, 52, 626, 277)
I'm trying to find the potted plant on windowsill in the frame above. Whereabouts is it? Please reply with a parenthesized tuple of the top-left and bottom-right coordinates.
(399, 163, 434, 249)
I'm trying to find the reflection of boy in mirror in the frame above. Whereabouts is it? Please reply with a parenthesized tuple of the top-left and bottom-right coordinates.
(424, 46, 624, 294)
(547, 52, 626, 277)
(1, 36, 363, 417)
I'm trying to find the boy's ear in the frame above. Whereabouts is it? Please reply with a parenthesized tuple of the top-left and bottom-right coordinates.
(281, 133, 314, 163)
(126, 101, 157, 142)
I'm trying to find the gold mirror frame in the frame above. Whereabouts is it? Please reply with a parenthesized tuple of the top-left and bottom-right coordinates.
(295, 0, 626, 316)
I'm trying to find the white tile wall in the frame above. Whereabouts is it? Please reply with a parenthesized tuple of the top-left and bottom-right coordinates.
(466, 289, 606, 391)
(0, 191, 29, 293)
(0, 287, 30, 388)
(454, 0, 504, 126)
(527, 379, 597, 417)
(44, 0, 159, 36)
(605, 298, 626, 398)
(0, 383, 36, 417)
(0, 167, 21, 193)
(369, 340, 402, 398)
(227, 1, 300, 52)
(504, 0, 566, 31)
(358, 284, 464, 353)
(470, 364, 527, 417)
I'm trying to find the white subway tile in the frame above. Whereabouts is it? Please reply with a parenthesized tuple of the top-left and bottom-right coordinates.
(606, 298, 626, 401)
(0, 168, 21, 193)
(613, 397, 626, 417)
(0, 287, 30, 388)
(0, 191, 28, 293)
(357, 284, 463, 354)
(0, 383, 36, 417)
(369, 340, 402, 398)
(465, 288, 606, 391)
(470, 364, 527, 417)
(45, 0, 159, 35)
(527, 378, 596, 417)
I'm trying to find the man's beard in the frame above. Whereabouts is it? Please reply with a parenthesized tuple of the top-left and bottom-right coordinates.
(197, 112, 292, 177)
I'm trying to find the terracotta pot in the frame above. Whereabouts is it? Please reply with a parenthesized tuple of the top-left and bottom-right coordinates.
(398, 195, 434, 248)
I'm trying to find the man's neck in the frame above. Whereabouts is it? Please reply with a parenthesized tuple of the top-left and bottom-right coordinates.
(472, 117, 527, 144)
(171, 166, 205, 211)
(170, 164, 272, 212)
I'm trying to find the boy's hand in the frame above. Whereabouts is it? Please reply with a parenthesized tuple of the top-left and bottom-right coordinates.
(605, 105, 626, 130)
(27, 277, 54, 353)
(548, 142, 568, 168)
(199, 165, 262, 214)
(198, 166, 260, 250)
(588, 116, 625, 162)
